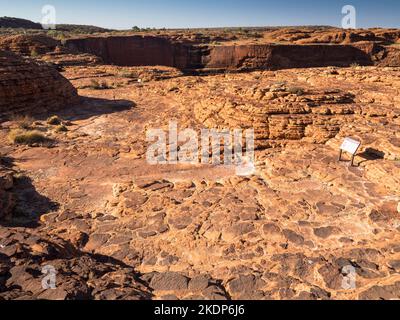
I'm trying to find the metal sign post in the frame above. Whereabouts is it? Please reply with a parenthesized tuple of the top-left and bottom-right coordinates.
(339, 138, 361, 167)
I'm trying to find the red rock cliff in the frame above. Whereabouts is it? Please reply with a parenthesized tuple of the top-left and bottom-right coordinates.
(66, 36, 179, 67)
(204, 44, 373, 70)
(66, 36, 395, 71)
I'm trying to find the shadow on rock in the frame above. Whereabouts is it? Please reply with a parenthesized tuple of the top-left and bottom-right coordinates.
(2, 175, 59, 228)
(47, 97, 136, 122)
(358, 147, 386, 166)
(1, 97, 135, 124)
(0, 156, 59, 228)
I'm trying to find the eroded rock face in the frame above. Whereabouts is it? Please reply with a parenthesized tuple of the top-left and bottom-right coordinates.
(0, 35, 60, 56)
(0, 35, 102, 67)
(169, 66, 400, 151)
(66, 36, 180, 68)
(0, 166, 14, 222)
(263, 28, 400, 45)
(0, 50, 78, 115)
(204, 44, 373, 71)
(194, 83, 356, 147)
(65, 35, 399, 71)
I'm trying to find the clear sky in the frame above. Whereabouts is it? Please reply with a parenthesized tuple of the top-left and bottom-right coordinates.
(1, 0, 399, 30)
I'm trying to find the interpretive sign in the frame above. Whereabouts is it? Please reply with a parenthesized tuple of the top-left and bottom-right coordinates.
(339, 138, 361, 166)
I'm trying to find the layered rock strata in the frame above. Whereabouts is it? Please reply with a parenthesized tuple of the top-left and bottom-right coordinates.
(65, 35, 399, 71)
(0, 50, 78, 114)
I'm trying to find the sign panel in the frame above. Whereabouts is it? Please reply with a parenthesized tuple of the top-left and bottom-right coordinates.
(340, 138, 361, 155)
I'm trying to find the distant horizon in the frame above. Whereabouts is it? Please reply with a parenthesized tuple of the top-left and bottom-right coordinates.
(3, 16, 399, 32)
(1, 0, 400, 30)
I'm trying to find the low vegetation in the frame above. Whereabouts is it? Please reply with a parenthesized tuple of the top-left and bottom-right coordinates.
(47, 115, 61, 125)
(11, 115, 34, 130)
(8, 129, 48, 146)
(119, 70, 138, 79)
(86, 79, 113, 90)
(55, 124, 68, 133)
(30, 48, 39, 57)
(46, 30, 67, 41)
(287, 87, 305, 96)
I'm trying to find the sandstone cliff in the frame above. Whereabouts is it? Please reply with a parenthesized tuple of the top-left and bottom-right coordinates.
(65, 35, 398, 72)
(203, 44, 372, 70)
(0, 35, 59, 56)
(66, 36, 178, 67)
(0, 35, 102, 67)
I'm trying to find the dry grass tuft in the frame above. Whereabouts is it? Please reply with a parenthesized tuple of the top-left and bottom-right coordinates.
(55, 124, 68, 133)
(47, 115, 62, 125)
(11, 115, 35, 130)
(87, 79, 113, 90)
(8, 129, 48, 146)
(287, 87, 305, 96)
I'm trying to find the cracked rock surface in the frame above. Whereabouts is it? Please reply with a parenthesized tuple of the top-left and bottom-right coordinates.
(0, 56, 399, 300)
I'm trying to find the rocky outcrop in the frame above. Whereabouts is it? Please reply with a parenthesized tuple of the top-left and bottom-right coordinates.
(65, 35, 394, 71)
(270, 28, 400, 45)
(0, 35, 59, 56)
(0, 228, 153, 300)
(193, 81, 357, 147)
(0, 166, 14, 222)
(0, 35, 102, 67)
(203, 44, 372, 71)
(0, 226, 229, 300)
(66, 36, 180, 67)
(375, 46, 400, 67)
(0, 50, 78, 115)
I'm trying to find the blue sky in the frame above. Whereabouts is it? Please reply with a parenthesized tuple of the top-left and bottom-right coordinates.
(1, 0, 399, 29)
